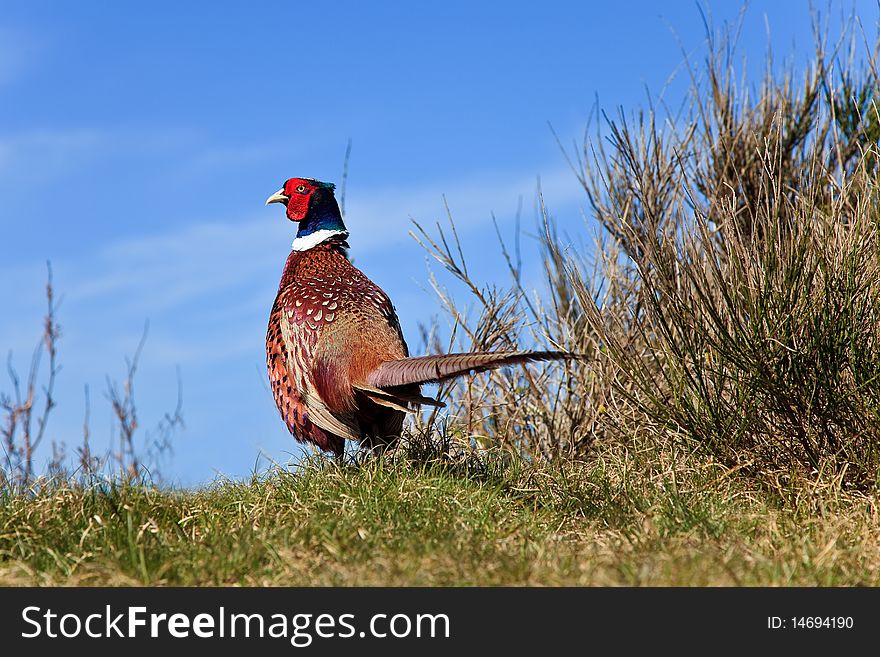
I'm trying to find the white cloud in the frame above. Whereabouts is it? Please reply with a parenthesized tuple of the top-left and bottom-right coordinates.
(0, 129, 106, 175)
(170, 143, 286, 181)
(0, 27, 40, 87)
(0, 126, 203, 182)
(2, 166, 587, 370)
(344, 167, 584, 250)
(73, 166, 584, 298)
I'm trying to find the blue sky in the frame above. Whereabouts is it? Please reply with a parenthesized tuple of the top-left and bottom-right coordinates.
(1, 1, 875, 486)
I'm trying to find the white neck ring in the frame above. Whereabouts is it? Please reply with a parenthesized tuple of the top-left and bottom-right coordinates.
(291, 229, 348, 251)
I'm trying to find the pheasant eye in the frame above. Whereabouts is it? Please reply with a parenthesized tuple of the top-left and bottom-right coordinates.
(296, 184, 307, 194)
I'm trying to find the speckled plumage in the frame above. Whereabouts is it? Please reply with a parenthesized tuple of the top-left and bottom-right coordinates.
(266, 176, 576, 456)
(267, 236, 413, 455)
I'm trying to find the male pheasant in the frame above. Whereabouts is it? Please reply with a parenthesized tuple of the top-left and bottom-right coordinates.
(265, 177, 573, 456)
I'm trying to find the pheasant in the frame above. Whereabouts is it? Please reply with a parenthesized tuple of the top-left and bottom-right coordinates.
(265, 176, 574, 456)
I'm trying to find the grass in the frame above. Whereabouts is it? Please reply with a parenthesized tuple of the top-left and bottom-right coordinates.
(3, 436, 880, 586)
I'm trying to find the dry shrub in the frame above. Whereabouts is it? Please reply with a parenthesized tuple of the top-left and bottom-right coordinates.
(1, 264, 60, 487)
(2, 270, 183, 489)
(408, 200, 609, 460)
(413, 11, 880, 491)
(571, 13, 880, 489)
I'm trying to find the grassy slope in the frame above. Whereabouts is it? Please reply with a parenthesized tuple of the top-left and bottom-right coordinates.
(3, 439, 878, 586)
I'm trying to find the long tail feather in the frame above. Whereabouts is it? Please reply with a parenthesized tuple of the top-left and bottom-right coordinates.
(353, 382, 446, 412)
(367, 351, 578, 388)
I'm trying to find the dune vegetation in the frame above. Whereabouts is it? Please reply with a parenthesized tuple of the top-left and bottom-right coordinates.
(4, 13, 880, 585)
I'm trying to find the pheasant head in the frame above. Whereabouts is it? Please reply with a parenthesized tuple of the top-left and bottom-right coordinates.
(265, 177, 348, 251)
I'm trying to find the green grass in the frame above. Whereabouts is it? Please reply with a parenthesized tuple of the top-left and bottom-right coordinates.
(3, 438, 879, 586)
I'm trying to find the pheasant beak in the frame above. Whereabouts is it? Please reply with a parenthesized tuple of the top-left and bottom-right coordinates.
(265, 189, 289, 206)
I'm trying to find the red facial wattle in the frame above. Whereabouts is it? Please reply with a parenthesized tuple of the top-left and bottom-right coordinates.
(284, 190, 311, 222)
(282, 179, 315, 222)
